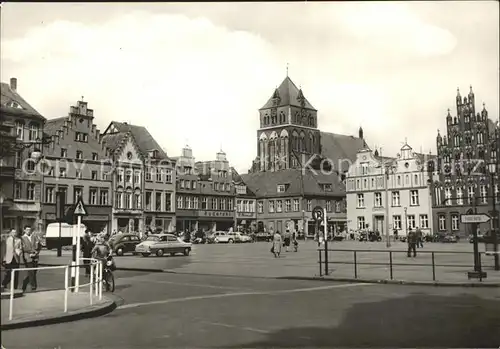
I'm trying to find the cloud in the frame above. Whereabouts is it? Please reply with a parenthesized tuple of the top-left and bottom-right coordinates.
(1, 11, 283, 171)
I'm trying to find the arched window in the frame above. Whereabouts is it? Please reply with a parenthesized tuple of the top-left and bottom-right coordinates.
(300, 132, 306, 152)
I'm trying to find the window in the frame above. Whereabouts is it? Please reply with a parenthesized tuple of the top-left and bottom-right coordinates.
(361, 163, 369, 175)
(468, 186, 475, 204)
(392, 191, 400, 206)
(45, 187, 55, 203)
(145, 167, 152, 181)
(276, 200, 282, 213)
(269, 200, 275, 213)
(134, 171, 140, 185)
(419, 214, 429, 229)
(480, 185, 487, 204)
(15, 151, 22, 169)
(221, 198, 226, 210)
(14, 183, 21, 199)
(192, 181, 197, 189)
(92, 153, 98, 161)
(26, 157, 35, 172)
(258, 201, 263, 213)
(293, 199, 300, 211)
(48, 167, 54, 176)
(193, 196, 198, 210)
(180, 180, 185, 189)
(306, 200, 312, 211)
(74, 187, 83, 202)
(326, 200, 332, 212)
(414, 174, 418, 184)
(322, 184, 332, 192)
(397, 176, 401, 186)
(201, 197, 207, 210)
(495, 184, 499, 204)
(89, 188, 97, 205)
(145, 192, 152, 211)
(393, 215, 401, 230)
(435, 188, 441, 206)
(277, 184, 286, 193)
(76, 151, 83, 160)
(438, 215, 446, 231)
(410, 190, 419, 206)
(134, 192, 141, 209)
(357, 194, 365, 208)
(61, 148, 67, 158)
(212, 198, 218, 210)
(357, 217, 366, 230)
(185, 180, 191, 189)
(165, 169, 172, 183)
(91, 171, 98, 180)
(186, 196, 193, 209)
(335, 201, 342, 212)
(444, 188, 452, 205)
(477, 132, 484, 145)
(125, 170, 132, 184)
(124, 192, 132, 209)
(117, 169, 124, 183)
(374, 192, 382, 207)
(156, 168, 162, 182)
(456, 187, 463, 205)
(407, 215, 416, 229)
(28, 124, 39, 141)
(76, 170, 82, 179)
(16, 122, 23, 140)
(451, 214, 459, 231)
(177, 196, 183, 209)
(228, 199, 233, 211)
(59, 168, 67, 177)
(99, 190, 108, 205)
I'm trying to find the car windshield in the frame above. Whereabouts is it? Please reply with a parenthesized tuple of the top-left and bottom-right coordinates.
(146, 236, 160, 241)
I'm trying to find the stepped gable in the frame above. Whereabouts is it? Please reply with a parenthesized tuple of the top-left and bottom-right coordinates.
(106, 121, 170, 160)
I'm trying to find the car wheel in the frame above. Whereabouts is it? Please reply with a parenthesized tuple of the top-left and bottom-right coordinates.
(170, 252, 175, 256)
(183, 248, 190, 256)
(141, 253, 151, 257)
(156, 249, 164, 257)
(116, 247, 124, 256)
(228, 239, 234, 244)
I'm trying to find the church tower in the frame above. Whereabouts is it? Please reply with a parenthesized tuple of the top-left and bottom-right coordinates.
(257, 76, 321, 172)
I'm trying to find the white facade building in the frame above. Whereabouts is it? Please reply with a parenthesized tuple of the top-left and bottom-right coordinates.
(346, 143, 433, 237)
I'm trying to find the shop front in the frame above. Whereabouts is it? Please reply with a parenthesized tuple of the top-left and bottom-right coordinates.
(112, 211, 143, 233)
(4, 202, 42, 233)
(44, 205, 112, 234)
(176, 209, 199, 233)
(145, 214, 176, 233)
(236, 212, 256, 232)
(198, 210, 234, 232)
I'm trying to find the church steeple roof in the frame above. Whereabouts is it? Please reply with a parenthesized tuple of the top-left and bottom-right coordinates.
(260, 76, 316, 110)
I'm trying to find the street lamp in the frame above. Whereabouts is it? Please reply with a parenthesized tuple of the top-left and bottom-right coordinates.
(487, 161, 500, 270)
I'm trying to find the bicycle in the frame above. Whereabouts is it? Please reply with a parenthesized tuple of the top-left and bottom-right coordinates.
(101, 255, 115, 292)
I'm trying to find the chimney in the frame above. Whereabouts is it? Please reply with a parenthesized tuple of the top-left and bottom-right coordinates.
(10, 78, 17, 91)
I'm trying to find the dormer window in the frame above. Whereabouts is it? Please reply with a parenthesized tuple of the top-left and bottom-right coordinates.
(7, 101, 22, 109)
(148, 149, 158, 159)
(322, 184, 332, 192)
(277, 184, 286, 193)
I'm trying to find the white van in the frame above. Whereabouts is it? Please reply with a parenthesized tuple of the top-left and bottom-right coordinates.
(45, 222, 87, 250)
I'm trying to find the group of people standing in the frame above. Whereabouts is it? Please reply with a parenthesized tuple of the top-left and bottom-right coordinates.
(406, 227, 425, 257)
(1, 226, 42, 293)
(270, 230, 298, 258)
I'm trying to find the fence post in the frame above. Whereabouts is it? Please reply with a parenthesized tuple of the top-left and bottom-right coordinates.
(9, 269, 15, 320)
(89, 260, 93, 305)
(319, 249, 323, 277)
(98, 262, 103, 300)
(478, 253, 483, 282)
(389, 251, 393, 280)
(354, 251, 358, 279)
(94, 262, 99, 297)
(64, 266, 69, 313)
(431, 252, 436, 281)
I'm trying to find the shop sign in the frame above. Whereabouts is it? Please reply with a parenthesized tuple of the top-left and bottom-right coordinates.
(200, 210, 233, 217)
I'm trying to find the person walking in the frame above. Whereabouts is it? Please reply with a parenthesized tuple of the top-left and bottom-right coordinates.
(415, 227, 424, 248)
(407, 229, 417, 257)
(284, 230, 291, 252)
(20, 226, 40, 292)
(393, 228, 398, 242)
(271, 230, 282, 258)
(81, 230, 94, 276)
(1, 229, 22, 291)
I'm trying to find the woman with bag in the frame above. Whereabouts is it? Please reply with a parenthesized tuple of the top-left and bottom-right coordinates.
(271, 230, 282, 258)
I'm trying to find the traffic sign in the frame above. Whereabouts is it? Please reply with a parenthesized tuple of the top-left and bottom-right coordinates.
(73, 197, 88, 216)
(460, 214, 490, 224)
(312, 206, 323, 222)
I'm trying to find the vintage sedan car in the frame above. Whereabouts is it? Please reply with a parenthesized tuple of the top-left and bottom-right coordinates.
(109, 233, 142, 256)
(208, 231, 233, 243)
(135, 234, 192, 257)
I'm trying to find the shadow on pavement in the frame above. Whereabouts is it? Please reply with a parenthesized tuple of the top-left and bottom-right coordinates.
(222, 294, 500, 348)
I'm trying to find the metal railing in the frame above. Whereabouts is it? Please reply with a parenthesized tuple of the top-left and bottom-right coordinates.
(317, 248, 491, 282)
(6, 257, 103, 321)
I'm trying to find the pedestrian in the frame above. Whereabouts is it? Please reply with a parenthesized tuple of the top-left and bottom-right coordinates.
(415, 227, 424, 248)
(81, 230, 94, 276)
(407, 229, 417, 257)
(284, 230, 291, 252)
(292, 231, 299, 252)
(21, 226, 41, 292)
(393, 228, 398, 242)
(271, 230, 282, 258)
(1, 229, 22, 292)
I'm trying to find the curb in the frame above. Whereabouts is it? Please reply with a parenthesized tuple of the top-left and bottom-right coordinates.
(277, 276, 500, 288)
(1, 296, 118, 331)
(0, 290, 23, 300)
(38, 263, 164, 273)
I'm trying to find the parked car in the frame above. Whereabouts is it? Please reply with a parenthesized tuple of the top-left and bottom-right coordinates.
(208, 231, 234, 243)
(231, 232, 253, 243)
(135, 234, 192, 257)
(255, 232, 272, 242)
(442, 234, 458, 243)
(109, 233, 142, 256)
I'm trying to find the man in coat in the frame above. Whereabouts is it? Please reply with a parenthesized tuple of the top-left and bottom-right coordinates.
(1, 228, 22, 291)
(21, 226, 41, 292)
(407, 229, 417, 257)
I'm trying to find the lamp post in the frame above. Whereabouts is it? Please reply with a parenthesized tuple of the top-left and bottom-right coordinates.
(404, 207, 408, 237)
(487, 161, 500, 270)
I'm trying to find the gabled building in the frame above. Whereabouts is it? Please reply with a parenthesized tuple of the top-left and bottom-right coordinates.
(241, 75, 365, 236)
(0, 78, 46, 232)
(429, 87, 499, 236)
(42, 99, 112, 233)
(232, 168, 257, 232)
(346, 143, 435, 237)
(101, 122, 176, 233)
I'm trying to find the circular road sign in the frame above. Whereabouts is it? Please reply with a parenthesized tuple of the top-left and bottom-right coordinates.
(312, 206, 324, 222)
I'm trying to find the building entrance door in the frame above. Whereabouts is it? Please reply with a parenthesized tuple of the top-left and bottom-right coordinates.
(374, 216, 384, 234)
(277, 221, 283, 233)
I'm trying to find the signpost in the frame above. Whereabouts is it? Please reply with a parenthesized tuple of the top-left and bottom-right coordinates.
(72, 197, 88, 292)
(461, 212, 488, 280)
(460, 214, 491, 224)
(312, 206, 329, 276)
(55, 191, 66, 257)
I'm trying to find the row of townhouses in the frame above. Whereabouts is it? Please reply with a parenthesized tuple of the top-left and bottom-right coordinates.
(346, 86, 499, 237)
(2, 77, 496, 237)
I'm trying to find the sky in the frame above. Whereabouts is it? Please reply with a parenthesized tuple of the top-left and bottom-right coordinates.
(1, 2, 499, 172)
